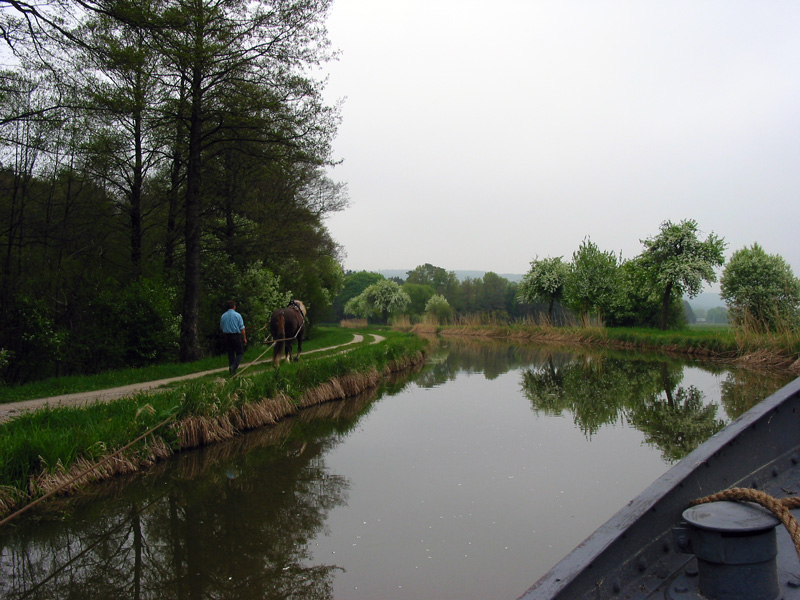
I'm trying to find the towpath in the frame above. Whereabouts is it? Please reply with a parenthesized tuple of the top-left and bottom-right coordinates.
(0, 333, 377, 423)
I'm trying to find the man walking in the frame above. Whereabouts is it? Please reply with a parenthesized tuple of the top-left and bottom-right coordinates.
(220, 300, 247, 375)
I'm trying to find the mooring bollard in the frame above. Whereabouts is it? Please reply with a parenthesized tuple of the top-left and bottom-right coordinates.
(673, 500, 780, 600)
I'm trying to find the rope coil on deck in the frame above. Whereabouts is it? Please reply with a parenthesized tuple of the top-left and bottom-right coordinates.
(691, 487, 800, 561)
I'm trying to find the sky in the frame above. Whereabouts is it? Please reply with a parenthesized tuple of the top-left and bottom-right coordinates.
(321, 0, 800, 281)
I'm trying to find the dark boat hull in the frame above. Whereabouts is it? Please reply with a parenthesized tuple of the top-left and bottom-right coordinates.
(519, 376, 800, 600)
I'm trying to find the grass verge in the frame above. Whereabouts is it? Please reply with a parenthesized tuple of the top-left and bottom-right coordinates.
(0, 326, 359, 405)
(0, 331, 426, 518)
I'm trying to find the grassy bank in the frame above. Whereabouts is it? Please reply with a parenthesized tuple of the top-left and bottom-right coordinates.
(0, 331, 426, 518)
(0, 326, 359, 405)
(413, 322, 800, 374)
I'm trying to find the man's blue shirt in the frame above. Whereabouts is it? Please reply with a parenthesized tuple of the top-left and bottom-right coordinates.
(220, 309, 244, 334)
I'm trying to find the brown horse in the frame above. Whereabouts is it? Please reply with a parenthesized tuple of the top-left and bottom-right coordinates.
(269, 299, 307, 367)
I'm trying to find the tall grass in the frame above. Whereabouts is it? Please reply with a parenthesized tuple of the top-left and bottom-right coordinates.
(434, 319, 800, 370)
(340, 318, 368, 329)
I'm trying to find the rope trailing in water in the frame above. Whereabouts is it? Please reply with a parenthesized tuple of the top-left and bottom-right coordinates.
(0, 413, 176, 528)
(691, 487, 800, 561)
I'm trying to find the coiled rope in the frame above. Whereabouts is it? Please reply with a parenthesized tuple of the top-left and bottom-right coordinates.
(691, 487, 800, 561)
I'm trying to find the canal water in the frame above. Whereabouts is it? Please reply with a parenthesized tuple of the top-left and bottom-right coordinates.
(0, 338, 794, 599)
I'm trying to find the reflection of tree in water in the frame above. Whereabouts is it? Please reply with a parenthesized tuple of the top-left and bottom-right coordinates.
(520, 354, 727, 460)
(521, 354, 667, 436)
(627, 383, 725, 462)
(0, 388, 390, 600)
(413, 337, 587, 388)
(719, 369, 793, 420)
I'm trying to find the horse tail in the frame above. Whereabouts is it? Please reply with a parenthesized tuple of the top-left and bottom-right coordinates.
(272, 312, 286, 367)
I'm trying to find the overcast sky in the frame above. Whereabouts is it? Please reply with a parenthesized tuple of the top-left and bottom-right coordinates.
(321, 1, 800, 282)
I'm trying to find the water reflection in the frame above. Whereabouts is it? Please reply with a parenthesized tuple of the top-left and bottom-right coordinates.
(0, 339, 793, 599)
(520, 353, 726, 460)
(428, 337, 787, 461)
(0, 388, 388, 600)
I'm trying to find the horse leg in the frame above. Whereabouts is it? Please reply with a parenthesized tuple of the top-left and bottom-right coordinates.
(294, 331, 303, 361)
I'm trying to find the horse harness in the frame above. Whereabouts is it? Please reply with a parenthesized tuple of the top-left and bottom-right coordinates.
(280, 300, 307, 334)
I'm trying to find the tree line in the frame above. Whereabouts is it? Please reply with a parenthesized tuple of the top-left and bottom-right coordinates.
(338, 219, 800, 333)
(334, 265, 540, 325)
(0, 0, 346, 383)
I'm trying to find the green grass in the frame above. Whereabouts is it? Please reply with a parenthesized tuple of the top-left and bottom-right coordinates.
(0, 331, 425, 499)
(0, 326, 363, 405)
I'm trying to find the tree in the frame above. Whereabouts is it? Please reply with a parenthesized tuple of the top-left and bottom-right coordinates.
(151, 0, 337, 361)
(402, 282, 435, 316)
(425, 294, 452, 322)
(79, 10, 165, 277)
(334, 271, 384, 319)
(517, 256, 569, 321)
(563, 238, 619, 323)
(480, 272, 508, 314)
(720, 243, 800, 331)
(639, 219, 726, 329)
(343, 279, 410, 323)
(405, 263, 459, 297)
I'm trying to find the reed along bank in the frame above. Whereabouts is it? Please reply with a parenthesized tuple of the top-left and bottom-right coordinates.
(411, 322, 800, 375)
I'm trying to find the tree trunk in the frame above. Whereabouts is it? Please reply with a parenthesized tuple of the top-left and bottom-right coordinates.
(659, 281, 674, 330)
(179, 68, 203, 362)
(130, 102, 143, 277)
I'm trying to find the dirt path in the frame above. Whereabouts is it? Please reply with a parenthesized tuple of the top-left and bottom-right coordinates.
(0, 334, 375, 423)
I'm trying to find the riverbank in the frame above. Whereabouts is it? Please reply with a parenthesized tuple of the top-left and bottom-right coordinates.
(0, 332, 427, 520)
(410, 322, 800, 375)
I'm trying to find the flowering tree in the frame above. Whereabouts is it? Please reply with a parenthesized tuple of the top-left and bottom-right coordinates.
(721, 243, 800, 331)
(424, 294, 452, 322)
(564, 238, 619, 323)
(344, 280, 410, 323)
(639, 219, 726, 329)
(517, 256, 569, 321)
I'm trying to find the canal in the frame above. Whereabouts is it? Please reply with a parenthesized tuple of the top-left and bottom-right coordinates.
(0, 337, 794, 599)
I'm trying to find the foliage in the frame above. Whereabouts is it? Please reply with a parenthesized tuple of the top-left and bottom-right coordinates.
(424, 294, 452, 322)
(402, 282, 436, 316)
(720, 243, 800, 332)
(517, 256, 569, 320)
(563, 238, 619, 322)
(639, 219, 726, 329)
(405, 263, 459, 297)
(0, 296, 68, 383)
(603, 257, 682, 328)
(88, 277, 181, 369)
(333, 271, 385, 320)
(0, 0, 346, 380)
(344, 280, 411, 323)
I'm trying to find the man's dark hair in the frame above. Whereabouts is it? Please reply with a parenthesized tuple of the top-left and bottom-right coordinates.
(226, 300, 236, 310)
